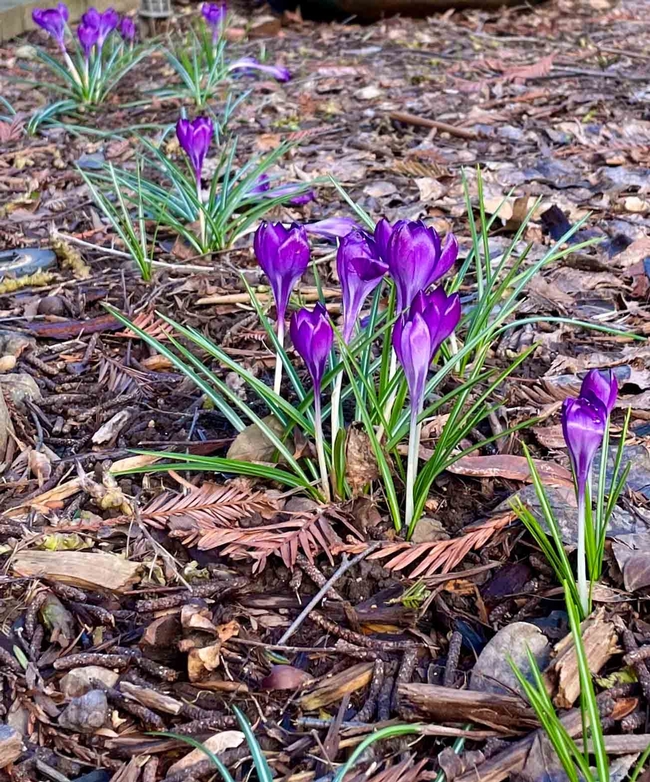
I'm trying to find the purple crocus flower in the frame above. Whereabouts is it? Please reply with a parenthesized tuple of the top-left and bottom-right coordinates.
(250, 177, 316, 206)
(254, 222, 310, 326)
(580, 368, 617, 416)
(201, 1, 226, 41)
(386, 221, 458, 312)
(562, 396, 607, 494)
(176, 116, 213, 183)
(119, 16, 136, 41)
(337, 230, 387, 343)
(32, 3, 68, 48)
(304, 217, 361, 240)
(229, 57, 291, 82)
(290, 303, 333, 395)
(81, 6, 119, 48)
(77, 22, 98, 58)
(393, 287, 460, 410)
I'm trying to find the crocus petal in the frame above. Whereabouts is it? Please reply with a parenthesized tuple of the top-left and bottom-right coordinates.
(290, 303, 333, 393)
(393, 311, 432, 410)
(32, 5, 68, 46)
(176, 116, 213, 181)
(201, 1, 227, 27)
(337, 229, 387, 343)
(580, 368, 617, 416)
(77, 22, 98, 57)
(304, 217, 361, 240)
(561, 397, 607, 492)
(254, 222, 310, 323)
(119, 16, 136, 41)
(229, 56, 290, 82)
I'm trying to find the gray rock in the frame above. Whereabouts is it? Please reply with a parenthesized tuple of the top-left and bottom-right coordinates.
(60, 667, 120, 699)
(470, 622, 551, 696)
(0, 374, 42, 407)
(0, 248, 56, 280)
(58, 690, 108, 734)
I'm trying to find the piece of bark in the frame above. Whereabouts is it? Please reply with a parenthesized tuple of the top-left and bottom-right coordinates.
(167, 731, 245, 775)
(0, 724, 22, 768)
(299, 662, 374, 710)
(119, 682, 184, 715)
(12, 551, 141, 592)
(546, 609, 620, 708)
(397, 684, 538, 733)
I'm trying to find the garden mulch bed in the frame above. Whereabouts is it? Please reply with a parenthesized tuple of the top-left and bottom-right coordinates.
(2, 0, 650, 780)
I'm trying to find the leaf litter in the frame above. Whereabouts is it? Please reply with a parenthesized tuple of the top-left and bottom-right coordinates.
(2, 0, 650, 780)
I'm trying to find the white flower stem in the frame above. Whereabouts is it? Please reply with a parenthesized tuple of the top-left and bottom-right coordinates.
(314, 395, 331, 502)
(577, 486, 589, 616)
(273, 319, 284, 396)
(197, 178, 206, 250)
(405, 402, 422, 535)
(331, 370, 343, 450)
(377, 348, 398, 442)
(63, 50, 83, 88)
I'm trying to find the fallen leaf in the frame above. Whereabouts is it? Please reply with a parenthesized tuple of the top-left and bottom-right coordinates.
(12, 551, 141, 592)
(168, 731, 245, 775)
(261, 665, 314, 691)
(447, 454, 573, 486)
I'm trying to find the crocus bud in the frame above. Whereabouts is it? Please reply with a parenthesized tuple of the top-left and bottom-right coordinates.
(176, 116, 213, 183)
(32, 3, 68, 48)
(304, 217, 361, 240)
(254, 222, 310, 324)
(386, 220, 458, 312)
(579, 368, 617, 416)
(229, 56, 290, 82)
(393, 286, 460, 410)
(337, 230, 387, 343)
(290, 303, 333, 394)
(81, 7, 119, 48)
(201, 1, 226, 36)
(119, 16, 136, 41)
(561, 396, 607, 492)
(77, 22, 98, 58)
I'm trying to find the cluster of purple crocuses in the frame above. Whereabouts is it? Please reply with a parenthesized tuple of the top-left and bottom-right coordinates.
(253, 218, 461, 516)
(561, 368, 617, 614)
(33, 4, 135, 56)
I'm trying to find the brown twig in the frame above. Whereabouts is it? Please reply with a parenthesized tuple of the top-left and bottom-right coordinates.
(391, 647, 418, 713)
(310, 612, 418, 652)
(356, 658, 385, 723)
(134, 579, 247, 612)
(443, 631, 463, 688)
(388, 111, 480, 140)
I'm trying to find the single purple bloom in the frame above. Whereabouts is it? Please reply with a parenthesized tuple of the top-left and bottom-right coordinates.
(176, 116, 214, 183)
(254, 222, 311, 324)
(580, 368, 617, 416)
(32, 3, 68, 48)
(201, 1, 226, 39)
(81, 6, 119, 48)
(249, 178, 314, 206)
(304, 217, 361, 240)
(562, 396, 607, 493)
(393, 286, 460, 410)
(119, 16, 136, 41)
(337, 229, 387, 343)
(77, 22, 98, 57)
(289, 189, 316, 206)
(290, 302, 333, 394)
(250, 174, 271, 195)
(229, 56, 291, 82)
(386, 220, 458, 311)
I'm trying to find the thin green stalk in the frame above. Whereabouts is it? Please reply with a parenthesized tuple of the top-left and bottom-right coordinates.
(405, 402, 422, 535)
(313, 394, 331, 502)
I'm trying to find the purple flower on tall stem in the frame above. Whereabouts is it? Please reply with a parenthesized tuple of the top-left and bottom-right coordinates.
(580, 368, 617, 416)
(254, 222, 311, 395)
(290, 303, 333, 501)
(561, 395, 607, 614)
(385, 220, 458, 312)
(229, 56, 291, 82)
(32, 3, 68, 49)
(118, 16, 136, 42)
(201, 1, 226, 41)
(374, 217, 405, 260)
(176, 116, 213, 248)
(250, 177, 316, 206)
(77, 22, 98, 58)
(393, 286, 460, 532)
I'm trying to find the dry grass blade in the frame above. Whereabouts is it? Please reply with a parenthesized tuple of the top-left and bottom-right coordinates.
(143, 483, 279, 534)
(368, 513, 514, 579)
(190, 509, 364, 573)
(350, 755, 428, 782)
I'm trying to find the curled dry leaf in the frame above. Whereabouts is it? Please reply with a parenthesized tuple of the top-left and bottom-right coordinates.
(167, 731, 245, 775)
(261, 665, 314, 691)
(345, 423, 381, 495)
(446, 454, 573, 487)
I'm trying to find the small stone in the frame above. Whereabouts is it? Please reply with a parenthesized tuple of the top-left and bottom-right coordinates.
(60, 667, 120, 698)
(355, 85, 382, 100)
(470, 622, 551, 696)
(410, 517, 449, 544)
(0, 356, 16, 373)
(0, 724, 23, 768)
(0, 374, 42, 407)
(58, 690, 108, 734)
